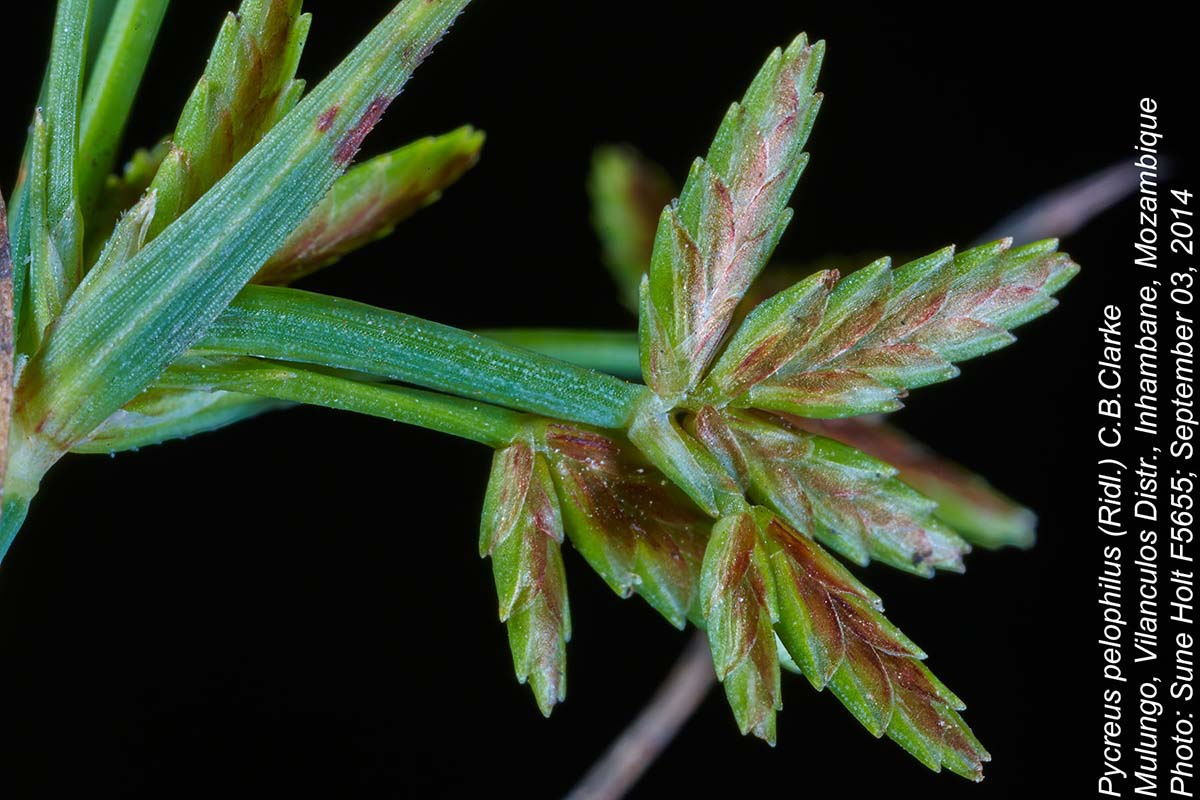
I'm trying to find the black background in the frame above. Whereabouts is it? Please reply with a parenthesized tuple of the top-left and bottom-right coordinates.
(0, 2, 1192, 797)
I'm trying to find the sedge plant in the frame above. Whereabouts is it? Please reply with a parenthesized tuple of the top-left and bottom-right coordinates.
(1, 0, 1079, 784)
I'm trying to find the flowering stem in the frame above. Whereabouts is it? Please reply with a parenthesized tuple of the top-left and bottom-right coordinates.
(159, 356, 528, 449)
(197, 286, 649, 429)
(63, 328, 638, 458)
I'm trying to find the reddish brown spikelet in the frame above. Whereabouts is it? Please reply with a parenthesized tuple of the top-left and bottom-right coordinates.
(480, 441, 570, 716)
(747, 368, 902, 418)
(786, 258, 894, 371)
(788, 415, 1037, 549)
(764, 517, 989, 780)
(695, 409, 968, 576)
(257, 127, 484, 284)
(139, 0, 310, 240)
(700, 511, 781, 743)
(722, 240, 1078, 419)
(644, 35, 823, 396)
(544, 424, 709, 629)
(703, 268, 836, 398)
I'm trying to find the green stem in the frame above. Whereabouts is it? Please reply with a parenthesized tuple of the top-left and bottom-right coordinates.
(160, 356, 527, 449)
(72, 328, 640, 456)
(1, 415, 60, 563)
(0, 496, 31, 564)
(78, 0, 171, 216)
(197, 286, 649, 430)
(477, 329, 640, 378)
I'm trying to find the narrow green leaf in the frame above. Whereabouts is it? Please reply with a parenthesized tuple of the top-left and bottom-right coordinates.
(34, 184, 156, 364)
(85, 0, 120, 73)
(44, 0, 89, 243)
(22, 0, 90, 345)
(256, 126, 484, 284)
(27, 111, 63, 339)
(78, 0, 171, 216)
(194, 285, 645, 430)
(76, 326, 641, 455)
(15, 0, 473, 462)
(8, 19, 64, 340)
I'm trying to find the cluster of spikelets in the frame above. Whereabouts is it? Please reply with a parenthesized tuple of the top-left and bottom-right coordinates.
(482, 34, 1078, 782)
(0, 1, 1078, 784)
